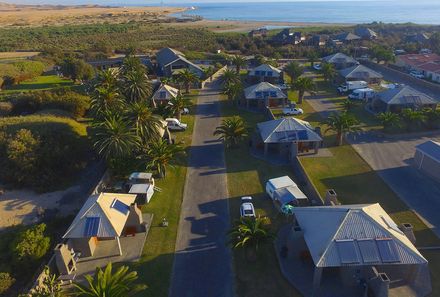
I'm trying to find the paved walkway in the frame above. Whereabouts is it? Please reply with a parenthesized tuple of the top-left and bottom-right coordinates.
(169, 80, 233, 297)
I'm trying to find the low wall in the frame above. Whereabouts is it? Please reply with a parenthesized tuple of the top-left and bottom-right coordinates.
(200, 65, 227, 89)
(362, 61, 440, 95)
(291, 157, 323, 206)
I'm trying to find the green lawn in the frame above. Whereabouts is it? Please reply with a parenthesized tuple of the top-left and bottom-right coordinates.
(220, 99, 302, 297)
(1, 75, 74, 94)
(130, 91, 197, 297)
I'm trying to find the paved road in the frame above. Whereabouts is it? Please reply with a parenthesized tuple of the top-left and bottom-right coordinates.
(169, 80, 233, 297)
(348, 132, 440, 236)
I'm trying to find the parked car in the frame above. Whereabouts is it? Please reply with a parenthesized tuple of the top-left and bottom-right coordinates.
(337, 81, 368, 94)
(313, 64, 322, 71)
(240, 196, 256, 218)
(166, 118, 188, 131)
(410, 71, 424, 79)
(282, 107, 304, 115)
(348, 88, 376, 101)
(181, 107, 189, 115)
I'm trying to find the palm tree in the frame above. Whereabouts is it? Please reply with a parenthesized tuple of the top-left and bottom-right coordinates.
(90, 86, 126, 118)
(228, 216, 275, 261)
(423, 108, 440, 129)
(203, 66, 215, 80)
(231, 55, 246, 74)
(213, 117, 248, 148)
(222, 81, 243, 105)
(321, 63, 336, 82)
(291, 77, 315, 104)
(377, 112, 401, 131)
(341, 98, 357, 111)
(307, 51, 319, 67)
(120, 55, 146, 76)
(126, 101, 164, 144)
(325, 112, 360, 146)
(144, 139, 185, 178)
(176, 69, 199, 94)
(284, 61, 304, 82)
(401, 108, 427, 131)
(93, 115, 139, 160)
(220, 68, 240, 87)
(73, 263, 147, 297)
(122, 70, 152, 102)
(167, 94, 189, 121)
(95, 68, 119, 89)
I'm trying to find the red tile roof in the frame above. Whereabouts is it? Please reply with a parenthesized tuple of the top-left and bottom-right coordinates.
(398, 54, 440, 74)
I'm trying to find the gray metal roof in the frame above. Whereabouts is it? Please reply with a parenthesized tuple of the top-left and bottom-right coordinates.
(335, 32, 361, 41)
(244, 82, 287, 100)
(416, 140, 440, 163)
(339, 64, 383, 80)
(377, 86, 437, 105)
(355, 27, 378, 38)
(257, 118, 322, 143)
(293, 204, 428, 268)
(156, 47, 203, 74)
(322, 53, 358, 65)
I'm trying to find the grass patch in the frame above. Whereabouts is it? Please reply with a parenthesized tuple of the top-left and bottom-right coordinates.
(220, 100, 302, 297)
(132, 91, 198, 297)
(1, 75, 74, 94)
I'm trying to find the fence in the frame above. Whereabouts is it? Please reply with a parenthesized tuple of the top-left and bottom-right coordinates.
(291, 157, 323, 206)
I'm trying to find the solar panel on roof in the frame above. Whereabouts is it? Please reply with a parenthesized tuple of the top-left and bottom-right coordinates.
(376, 238, 400, 263)
(84, 217, 100, 237)
(298, 130, 308, 140)
(357, 239, 380, 263)
(112, 199, 130, 215)
(336, 239, 360, 264)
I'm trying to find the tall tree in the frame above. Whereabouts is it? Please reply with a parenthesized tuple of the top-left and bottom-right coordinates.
(321, 63, 336, 82)
(220, 68, 240, 87)
(73, 263, 147, 297)
(94, 68, 119, 89)
(93, 115, 139, 160)
(307, 51, 319, 67)
(167, 94, 189, 121)
(176, 69, 198, 93)
(401, 108, 427, 131)
(231, 55, 246, 74)
(90, 86, 126, 118)
(228, 216, 275, 261)
(284, 61, 304, 81)
(291, 77, 315, 104)
(325, 112, 360, 146)
(144, 139, 185, 178)
(214, 117, 248, 148)
(222, 81, 243, 105)
(126, 101, 163, 144)
(122, 70, 152, 102)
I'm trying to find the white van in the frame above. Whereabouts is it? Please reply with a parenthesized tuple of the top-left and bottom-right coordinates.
(166, 118, 188, 131)
(337, 81, 368, 94)
(348, 88, 376, 101)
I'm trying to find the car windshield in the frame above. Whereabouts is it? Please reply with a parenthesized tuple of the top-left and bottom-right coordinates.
(244, 209, 253, 215)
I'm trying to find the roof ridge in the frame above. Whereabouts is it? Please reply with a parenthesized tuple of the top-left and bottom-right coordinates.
(97, 195, 120, 235)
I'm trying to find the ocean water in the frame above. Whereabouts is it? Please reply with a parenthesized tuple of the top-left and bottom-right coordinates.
(168, 1, 440, 25)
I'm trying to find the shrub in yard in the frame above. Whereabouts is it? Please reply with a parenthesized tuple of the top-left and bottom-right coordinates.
(0, 102, 13, 116)
(0, 272, 15, 294)
(11, 223, 51, 263)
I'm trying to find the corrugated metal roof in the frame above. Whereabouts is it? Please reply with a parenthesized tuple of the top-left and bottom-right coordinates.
(416, 140, 440, 163)
(377, 86, 437, 105)
(257, 118, 322, 143)
(244, 82, 286, 100)
(339, 64, 383, 79)
(248, 64, 282, 77)
(293, 204, 428, 268)
(322, 53, 358, 65)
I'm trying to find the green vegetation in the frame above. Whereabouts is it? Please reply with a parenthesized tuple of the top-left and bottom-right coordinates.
(213, 117, 248, 148)
(291, 76, 315, 104)
(0, 273, 15, 295)
(145, 139, 185, 178)
(0, 60, 45, 90)
(325, 112, 361, 146)
(0, 115, 89, 192)
(1, 75, 74, 94)
(73, 263, 147, 297)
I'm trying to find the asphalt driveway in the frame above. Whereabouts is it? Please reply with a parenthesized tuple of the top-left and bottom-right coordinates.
(348, 132, 440, 236)
(169, 80, 233, 297)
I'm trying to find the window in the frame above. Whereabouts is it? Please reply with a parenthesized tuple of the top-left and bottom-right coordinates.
(159, 91, 167, 99)
(256, 91, 262, 98)
(263, 91, 270, 97)
(111, 199, 130, 215)
(267, 71, 273, 77)
(270, 91, 277, 97)
(260, 71, 266, 76)
(84, 217, 100, 237)
(255, 71, 260, 76)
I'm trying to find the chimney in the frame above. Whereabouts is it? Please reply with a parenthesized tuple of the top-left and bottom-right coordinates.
(400, 223, 416, 245)
(325, 189, 339, 206)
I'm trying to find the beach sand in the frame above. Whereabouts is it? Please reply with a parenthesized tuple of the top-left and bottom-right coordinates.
(0, 3, 186, 27)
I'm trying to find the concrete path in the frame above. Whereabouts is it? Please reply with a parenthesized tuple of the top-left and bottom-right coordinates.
(169, 80, 233, 297)
(348, 131, 440, 236)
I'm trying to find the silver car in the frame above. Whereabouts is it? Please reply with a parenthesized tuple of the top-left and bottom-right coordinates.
(240, 196, 256, 218)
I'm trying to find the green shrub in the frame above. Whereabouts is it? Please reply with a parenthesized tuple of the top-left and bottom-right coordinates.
(0, 102, 13, 116)
(11, 223, 50, 265)
(0, 272, 15, 294)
